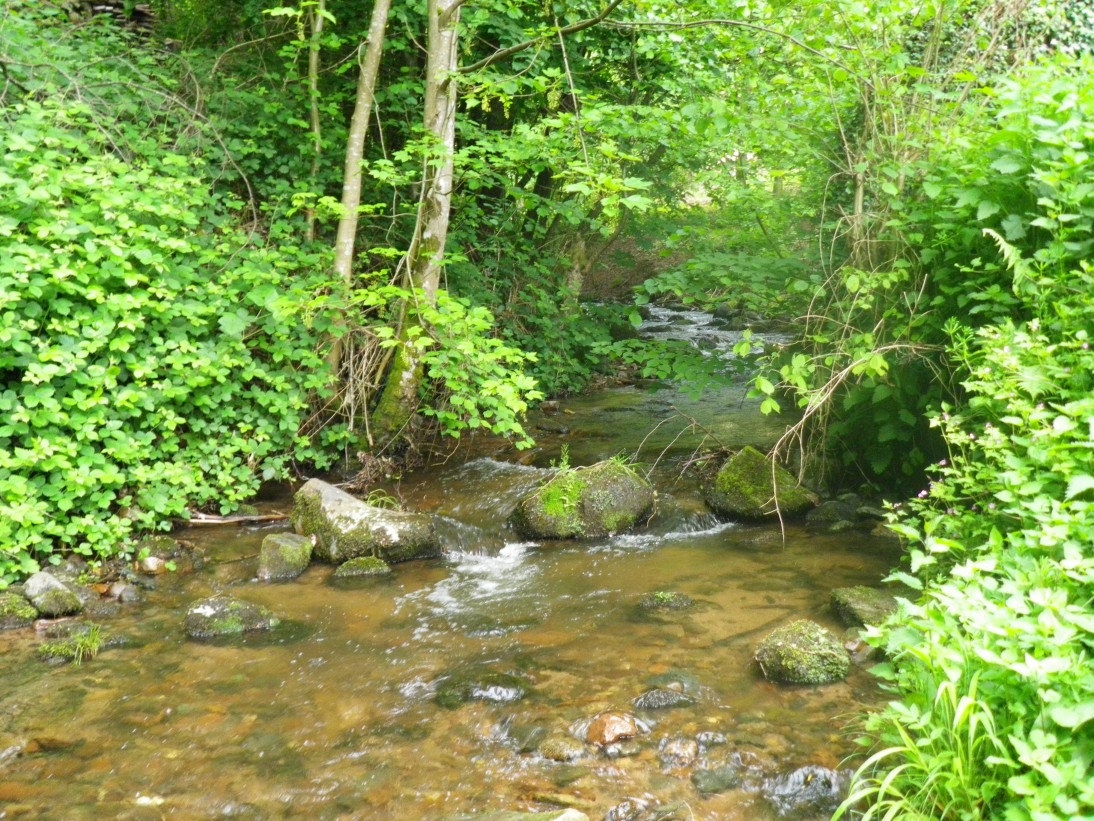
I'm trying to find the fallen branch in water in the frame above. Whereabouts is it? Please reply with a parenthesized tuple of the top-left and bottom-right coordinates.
(185, 512, 290, 526)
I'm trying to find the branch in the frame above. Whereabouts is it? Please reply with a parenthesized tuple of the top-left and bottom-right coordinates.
(602, 18, 872, 88)
(460, 0, 625, 74)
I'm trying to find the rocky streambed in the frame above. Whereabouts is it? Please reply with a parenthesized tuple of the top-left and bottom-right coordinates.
(0, 307, 905, 819)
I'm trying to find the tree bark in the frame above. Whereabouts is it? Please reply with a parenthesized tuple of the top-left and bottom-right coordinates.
(326, 0, 392, 375)
(370, 0, 461, 446)
(304, 0, 326, 243)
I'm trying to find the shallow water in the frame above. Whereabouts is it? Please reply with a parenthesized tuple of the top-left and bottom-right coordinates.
(0, 309, 901, 820)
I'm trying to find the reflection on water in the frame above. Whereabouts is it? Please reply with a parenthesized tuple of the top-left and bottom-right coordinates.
(0, 308, 900, 819)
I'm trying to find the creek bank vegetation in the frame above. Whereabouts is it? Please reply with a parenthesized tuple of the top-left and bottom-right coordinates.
(2, 0, 1092, 816)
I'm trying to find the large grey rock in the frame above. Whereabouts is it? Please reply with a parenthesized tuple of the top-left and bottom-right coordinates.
(0, 592, 37, 629)
(292, 478, 440, 564)
(831, 586, 899, 627)
(704, 447, 816, 520)
(510, 459, 654, 539)
(184, 596, 279, 640)
(257, 532, 312, 581)
(754, 619, 850, 685)
(23, 572, 83, 618)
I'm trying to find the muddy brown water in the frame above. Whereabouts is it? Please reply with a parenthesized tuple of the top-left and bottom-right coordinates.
(0, 309, 902, 820)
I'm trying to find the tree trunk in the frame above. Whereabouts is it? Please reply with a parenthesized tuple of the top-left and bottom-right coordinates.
(326, 0, 392, 376)
(370, 0, 461, 446)
(304, 0, 326, 243)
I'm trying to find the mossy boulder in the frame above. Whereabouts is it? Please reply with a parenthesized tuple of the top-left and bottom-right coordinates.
(704, 446, 816, 520)
(184, 596, 280, 640)
(292, 478, 440, 564)
(332, 556, 392, 578)
(754, 619, 850, 685)
(23, 572, 83, 618)
(510, 459, 654, 539)
(0, 592, 37, 629)
(257, 532, 312, 581)
(831, 586, 899, 627)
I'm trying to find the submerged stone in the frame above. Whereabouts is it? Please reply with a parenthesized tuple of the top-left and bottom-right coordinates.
(804, 500, 859, 529)
(831, 585, 899, 627)
(633, 687, 695, 711)
(23, 572, 83, 618)
(184, 596, 280, 640)
(637, 591, 694, 611)
(510, 459, 654, 539)
(0, 592, 37, 630)
(761, 765, 850, 817)
(574, 710, 649, 747)
(257, 532, 313, 581)
(692, 765, 743, 794)
(332, 555, 392, 578)
(703, 447, 816, 520)
(754, 619, 850, 685)
(292, 478, 440, 564)
(445, 811, 589, 821)
(434, 669, 530, 710)
(539, 734, 588, 762)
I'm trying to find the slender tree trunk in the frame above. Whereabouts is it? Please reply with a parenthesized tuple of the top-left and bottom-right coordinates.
(326, 0, 392, 375)
(304, 0, 326, 243)
(371, 0, 461, 446)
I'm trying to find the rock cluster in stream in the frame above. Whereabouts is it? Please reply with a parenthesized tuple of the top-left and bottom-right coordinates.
(488, 669, 854, 821)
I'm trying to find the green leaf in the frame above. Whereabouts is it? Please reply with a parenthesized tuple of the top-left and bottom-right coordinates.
(1065, 475, 1094, 500)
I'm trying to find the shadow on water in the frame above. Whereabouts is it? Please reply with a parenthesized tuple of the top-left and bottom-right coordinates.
(0, 308, 902, 819)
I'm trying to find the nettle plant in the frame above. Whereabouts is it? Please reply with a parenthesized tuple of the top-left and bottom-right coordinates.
(840, 56, 1094, 821)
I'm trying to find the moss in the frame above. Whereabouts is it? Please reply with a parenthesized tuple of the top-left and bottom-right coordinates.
(706, 446, 815, 519)
(34, 588, 83, 618)
(0, 592, 37, 629)
(434, 670, 530, 709)
(333, 556, 392, 578)
(511, 458, 653, 539)
(831, 585, 898, 627)
(639, 591, 694, 610)
(754, 619, 850, 685)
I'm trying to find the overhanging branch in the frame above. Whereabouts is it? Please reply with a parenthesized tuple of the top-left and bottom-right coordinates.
(460, 0, 625, 74)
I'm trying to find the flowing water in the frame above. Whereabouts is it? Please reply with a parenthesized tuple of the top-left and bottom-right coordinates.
(0, 308, 901, 820)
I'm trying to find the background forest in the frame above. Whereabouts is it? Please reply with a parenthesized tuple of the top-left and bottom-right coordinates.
(1, 0, 1092, 817)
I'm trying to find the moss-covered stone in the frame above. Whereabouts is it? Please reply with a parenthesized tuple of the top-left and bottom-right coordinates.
(510, 459, 654, 539)
(0, 592, 37, 630)
(292, 478, 440, 564)
(23, 572, 83, 618)
(704, 446, 816, 520)
(257, 532, 313, 581)
(754, 619, 850, 685)
(184, 596, 280, 640)
(831, 586, 899, 627)
(332, 556, 392, 578)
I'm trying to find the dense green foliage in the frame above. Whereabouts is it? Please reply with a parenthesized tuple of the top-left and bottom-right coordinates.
(1, 1, 1090, 813)
(836, 56, 1094, 821)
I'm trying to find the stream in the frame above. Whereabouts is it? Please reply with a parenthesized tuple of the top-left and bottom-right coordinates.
(0, 307, 900, 820)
